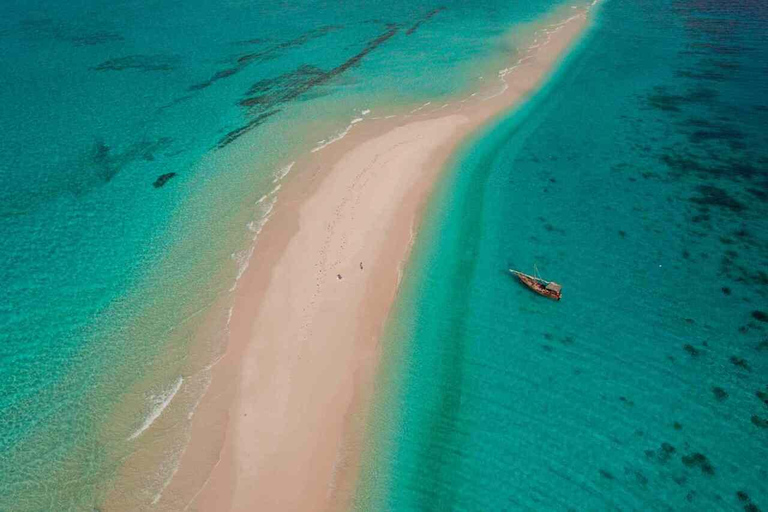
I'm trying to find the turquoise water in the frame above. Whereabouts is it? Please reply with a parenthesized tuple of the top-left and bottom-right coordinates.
(364, 0, 768, 510)
(0, 0, 584, 509)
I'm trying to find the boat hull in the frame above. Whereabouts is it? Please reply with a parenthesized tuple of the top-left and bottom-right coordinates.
(511, 272, 561, 301)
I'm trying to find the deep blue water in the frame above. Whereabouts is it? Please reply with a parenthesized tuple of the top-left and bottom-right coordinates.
(364, 0, 768, 510)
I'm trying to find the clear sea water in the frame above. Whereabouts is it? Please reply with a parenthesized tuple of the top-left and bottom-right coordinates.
(0, 0, 589, 510)
(360, 0, 768, 511)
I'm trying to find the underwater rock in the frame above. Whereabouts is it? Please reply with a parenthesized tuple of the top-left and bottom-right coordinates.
(219, 27, 399, 149)
(674, 421, 683, 430)
(92, 55, 178, 72)
(756, 388, 768, 408)
(730, 356, 752, 372)
(712, 387, 729, 401)
(91, 139, 118, 182)
(684, 344, 702, 357)
(217, 110, 280, 148)
(752, 311, 768, 323)
(681, 452, 715, 475)
(736, 487, 763, 512)
(405, 7, 446, 36)
(152, 172, 176, 188)
(690, 185, 746, 213)
(722, 287, 732, 295)
(69, 31, 124, 46)
(646, 85, 719, 113)
(751, 415, 768, 429)
(619, 396, 634, 407)
(647, 442, 676, 463)
(599, 469, 615, 480)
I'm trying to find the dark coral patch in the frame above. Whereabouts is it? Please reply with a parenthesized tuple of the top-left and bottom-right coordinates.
(690, 185, 746, 213)
(730, 356, 752, 372)
(751, 415, 768, 429)
(92, 55, 178, 72)
(153, 173, 176, 188)
(619, 396, 634, 407)
(712, 387, 728, 401)
(756, 388, 768, 408)
(684, 344, 702, 357)
(646, 86, 718, 113)
(681, 452, 715, 475)
(752, 311, 768, 323)
(218, 27, 399, 148)
(599, 469, 615, 480)
(405, 7, 446, 36)
(647, 442, 676, 463)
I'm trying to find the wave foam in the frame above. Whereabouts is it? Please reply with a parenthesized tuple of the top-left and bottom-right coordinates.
(311, 124, 354, 153)
(128, 376, 184, 441)
(272, 161, 295, 183)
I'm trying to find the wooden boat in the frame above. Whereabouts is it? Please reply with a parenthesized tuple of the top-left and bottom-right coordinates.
(509, 266, 562, 301)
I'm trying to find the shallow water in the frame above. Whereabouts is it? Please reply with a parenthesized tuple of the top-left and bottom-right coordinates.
(0, 0, 583, 509)
(364, 0, 768, 510)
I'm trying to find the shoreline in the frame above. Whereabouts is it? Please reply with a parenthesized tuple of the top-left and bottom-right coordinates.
(154, 7, 594, 512)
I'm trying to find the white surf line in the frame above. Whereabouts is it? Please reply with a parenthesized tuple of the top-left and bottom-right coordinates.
(128, 376, 184, 441)
(311, 109, 371, 153)
(483, 7, 589, 102)
(272, 161, 295, 183)
(150, 367, 216, 506)
(311, 123, 354, 153)
(409, 101, 432, 114)
(229, 176, 284, 292)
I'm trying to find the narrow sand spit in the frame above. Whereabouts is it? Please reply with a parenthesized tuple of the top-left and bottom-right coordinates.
(148, 8, 593, 512)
